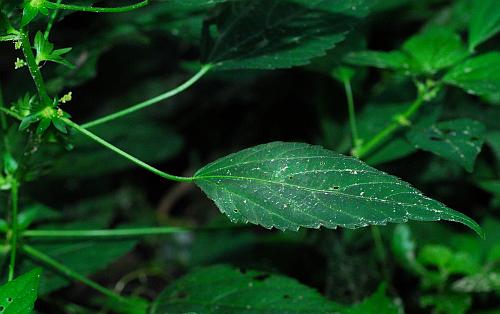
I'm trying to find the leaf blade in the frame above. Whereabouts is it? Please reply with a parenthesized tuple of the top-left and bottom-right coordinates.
(0, 268, 42, 314)
(193, 142, 483, 236)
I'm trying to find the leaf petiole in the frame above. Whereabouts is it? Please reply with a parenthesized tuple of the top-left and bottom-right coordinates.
(61, 118, 194, 183)
(22, 226, 189, 238)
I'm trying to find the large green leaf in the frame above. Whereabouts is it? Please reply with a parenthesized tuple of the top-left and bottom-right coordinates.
(202, 0, 374, 70)
(0, 269, 41, 314)
(443, 52, 500, 98)
(407, 119, 485, 172)
(468, 0, 500, 51)
(150, 265, 344, 313)
(193, 142, 482, 236)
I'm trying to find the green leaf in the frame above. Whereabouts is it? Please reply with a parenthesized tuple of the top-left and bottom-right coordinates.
(150, 265, 344, 314)
(344, 50, 412, 71)
(452, 272, 500, 293)
(392, 224, 425, 274)
(407, 119, 485, 172)
(418, 245, 480, 276)
(421, 293, 471, 314)
(468, 0, 500, 51)
(34, 31, 74, 68)
(0, 268, 42, 314)
(345, 28, 468, 75)
(346, 283, 400, 314)
(193, 142, 483, 236)
(443, 52, 500, 98)
(401, 28, 468, 74)
(202, 0, 374, 70)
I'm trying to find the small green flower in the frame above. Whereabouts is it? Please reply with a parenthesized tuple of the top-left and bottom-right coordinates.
(14, 58, 27, 69)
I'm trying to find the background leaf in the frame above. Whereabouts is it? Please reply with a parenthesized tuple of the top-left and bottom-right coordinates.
(407, 119, 485, 172)
(202, 0, 374, 70)
(150, 264, 344, 314)
(468, 0, 500, 51)
(193, 142, 482, 235)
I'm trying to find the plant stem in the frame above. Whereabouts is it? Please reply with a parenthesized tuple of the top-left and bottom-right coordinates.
(343, 78, 360, 150)
(19, 30, 52, 107)
(61, 118, 193, 182)
(0, 107, 23, 121)
(23, 226, 189, 238)
(44, 0, 63, 39)
(7, 180, 19, 281)
(353, 87, 427, 158)
(0, 80, 7, 129)
(22, 244, 129, 304)
(44, 0, 149, 13)
(82, 65, 212, 129)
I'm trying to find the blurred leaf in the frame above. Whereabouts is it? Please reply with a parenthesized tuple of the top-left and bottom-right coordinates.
(421, 293, 471, 314)
(194, 142, 482, 235)
(346, 283, 400, 314)
(391, 224, 425, 274)
(418, 245, 480, 276)
(202, 0, 374, 70)
(444, 52, 500, 98)
(407, 119, 486, 172)
(344, 51, 412, 71)
(17, 204, 60, 231)
(452, 272, 500, 293)
(151, 264, 344, 313)
(468, 0, 500, 51)
(0, 268, 41, 314)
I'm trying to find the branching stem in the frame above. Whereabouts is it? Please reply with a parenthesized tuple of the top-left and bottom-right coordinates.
(23, 226, 189, 238)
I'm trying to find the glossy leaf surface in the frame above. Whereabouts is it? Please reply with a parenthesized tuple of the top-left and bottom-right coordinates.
(0, 269, 41, 314)
(194, 142, 482, 236)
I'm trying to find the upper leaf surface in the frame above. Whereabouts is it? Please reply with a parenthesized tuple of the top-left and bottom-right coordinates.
(150, 264, 343, 314)
(0, 269, 41, 314)
(193, 142, 482, 236)
(443, 52, 500, 98)
(345, 283, 400, 314)
(468, 0, 500, 51)
(202, 0, 374, 70)
(407, 119, 485, 172)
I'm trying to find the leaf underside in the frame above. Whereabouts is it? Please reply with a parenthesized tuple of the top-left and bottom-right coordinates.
(202, 0, 373, 70)
(194, 142, 482, 236)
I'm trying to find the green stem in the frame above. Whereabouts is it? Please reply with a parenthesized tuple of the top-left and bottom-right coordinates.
(44, 0, 149, 13)
(82, 65, 212, 129)
(0, 107, 23, 121)
(23, 226, 189, 238)
(0, 80, 7, 129)
(61, 118, 193, 182)
(343, 78, 360, 150)
(44, 0, 63, 39)
(19, 30, 52, 106)
(22, 244, 129, 304)
(354, 87, 427, 158)
(7, 180, 19, 281)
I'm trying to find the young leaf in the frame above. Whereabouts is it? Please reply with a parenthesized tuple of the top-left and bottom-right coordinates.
(0, 268, 42, 314)
(34, 31, 74, 68)
(401, 28, 468, 74)
(443, 52, 500, 98)
(345, 28, 468, 75)
(22, 0, 49, 26)
(468, 0, 500, 51)
(202, 0, 374, 70)
(150, 265, 344, 313)
(407, 119, 485, 172)
(346, 283, 400, 314)
(193, 142, 483, 236)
